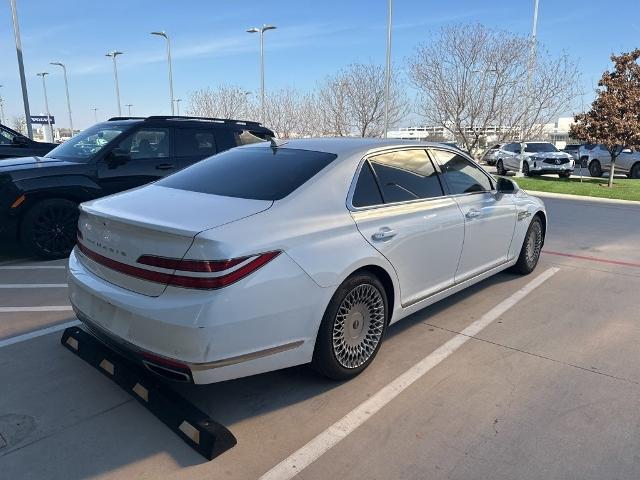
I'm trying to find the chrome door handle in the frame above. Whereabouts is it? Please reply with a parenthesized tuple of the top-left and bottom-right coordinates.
(465, 209, 481, 219)
(372, 228, 397, 241)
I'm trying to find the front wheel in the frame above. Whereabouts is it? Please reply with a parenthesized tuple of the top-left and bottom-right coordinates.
(522, 161, 530, 177)
(496, 160, 506, 176)
(312, 273, 388, 380)
(558, 172, 571, 178)
(511, 216, 544, 275)
(20, 198, 79, 259)
(629, 163, 640, 179)
(589, 160, 602, 178)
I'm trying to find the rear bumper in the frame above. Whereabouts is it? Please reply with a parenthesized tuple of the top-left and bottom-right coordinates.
(67, 248, 331, 384)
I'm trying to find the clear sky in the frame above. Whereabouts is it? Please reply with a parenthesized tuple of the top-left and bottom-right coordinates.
(1, 0, 638, 130)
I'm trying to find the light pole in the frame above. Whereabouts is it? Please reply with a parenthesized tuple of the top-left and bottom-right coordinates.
(151, 31, 175, 115)
(92, 107, 98, 123)
(37, 72, 54, 141)
(125, 103, 133, 116)
(50, 62, 74, 136)
(383, 0, 393, 138)
(9, 0, 33, 139)
(175, 99, 182, 116)
(0, 85, 5, 124)
(530, 0, 540, 74)
(105, 51, 123, 116)
(246, 24, 276, 124)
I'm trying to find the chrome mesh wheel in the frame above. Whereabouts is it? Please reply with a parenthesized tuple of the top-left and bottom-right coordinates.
(332, 284, 385, 369)
(525, 220, 543, 268)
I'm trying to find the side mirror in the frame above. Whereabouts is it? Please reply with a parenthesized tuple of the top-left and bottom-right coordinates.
(621, 148, 632, 154)
(12, 136, 29, 146)
(496, 177, 518, 193)
(106, 149, 130, 168)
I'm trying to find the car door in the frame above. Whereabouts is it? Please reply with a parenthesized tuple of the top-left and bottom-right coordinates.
(503, 143, 521, 170)
(349, 148, 465, 306)
(96, 126, 173, 195)
(429, 148, 517, 283)
(617, 149, 635, 174)
(174, 128, 218, 169)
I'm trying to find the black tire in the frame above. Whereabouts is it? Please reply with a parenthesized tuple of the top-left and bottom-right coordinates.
(522, 161, 530, 177)
(558, 172, 571, 179)
(511, 216, 544, 275)
(312, 273, 388, 380)
(629, 163, 640, 179)
(589, 160, 602, 178)
(579, 156, 588, 168)
(496, 160, 506, 176)
(20, 198, 79, 259)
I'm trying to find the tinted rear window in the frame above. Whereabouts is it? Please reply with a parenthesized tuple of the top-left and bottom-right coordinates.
(157, 147, 337, 200)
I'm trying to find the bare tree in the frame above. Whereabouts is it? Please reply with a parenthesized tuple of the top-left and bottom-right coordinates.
(12, 115, 27, 135)
(187, 85, 257, 121)
(264, 87, 304, 139)
(409, 24, 580, 152)
(317, 63, 409, 137)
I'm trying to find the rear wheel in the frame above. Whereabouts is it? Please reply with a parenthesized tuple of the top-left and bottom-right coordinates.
(628, 163, 640, 179)
(589, 160, 602, 178)
(312, 273, 388, 380)
(522, 161, 530, 177)
(511, 216, 543, 275)
(20, 198, 79, 259)
(558, 172, 571, 178)
(496, 160, 506, 176)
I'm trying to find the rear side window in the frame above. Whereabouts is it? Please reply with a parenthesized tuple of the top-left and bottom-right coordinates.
(157, 147, 337, 201)
(235, 130, 270, 146)
(369, 149, 443, 203)
(352, 161, 383, 207)
(175, 129, 217, 156)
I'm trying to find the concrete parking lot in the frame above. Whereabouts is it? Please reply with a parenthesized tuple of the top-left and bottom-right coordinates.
(1, 194, 639, 480)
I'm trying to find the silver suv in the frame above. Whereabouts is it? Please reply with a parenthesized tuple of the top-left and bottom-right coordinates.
(480, 143, 505, 166)
(586, 144, 640, 178)
(495, 141, 574, 178)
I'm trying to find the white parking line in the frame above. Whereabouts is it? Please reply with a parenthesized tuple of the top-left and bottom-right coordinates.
(0, 306, 73, 313)
(0, 265, 66, 270)
(260, 267, 560, 480)
(0, 284, 67, 288)
(0, 320, 80, 348)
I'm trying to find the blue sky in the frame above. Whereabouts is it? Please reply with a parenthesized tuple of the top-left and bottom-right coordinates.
(1, 0, 638, 129)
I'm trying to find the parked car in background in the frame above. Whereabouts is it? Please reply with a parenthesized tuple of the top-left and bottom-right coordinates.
(0, 115, 274, 258)
(577, 143, 597, 168)
(495, 141, 574, 178)
(562, 144, 580, 161)
(480, 143, 505, 165)
(586, 144, 640, 178)
(67, 138, 546, 384)
(0, 123, 57, 159)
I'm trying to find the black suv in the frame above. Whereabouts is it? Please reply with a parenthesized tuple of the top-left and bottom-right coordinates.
(0, 116, 274, 258)
(1, 123, 57, 159)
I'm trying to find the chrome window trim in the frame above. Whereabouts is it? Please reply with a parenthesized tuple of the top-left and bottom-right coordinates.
(427, 146, 496, 195)
(346, 146, 449, 212)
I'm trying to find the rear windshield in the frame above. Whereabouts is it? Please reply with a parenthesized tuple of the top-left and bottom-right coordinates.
(157, 147, 337, 200)
(524, 142, 558, 153)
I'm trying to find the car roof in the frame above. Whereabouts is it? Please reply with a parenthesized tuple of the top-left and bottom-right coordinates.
(100, 116, 273, 132)
(240, 137, 462, 157)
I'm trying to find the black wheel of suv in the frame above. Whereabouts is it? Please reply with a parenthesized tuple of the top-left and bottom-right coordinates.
(312, 273, 388, 380)
(496, 160, 506, 176)
(558, 172, 571, 179)
(589, 160, 602, 178)
(522, 161, 530, 177)
(20, 198, 79, 259)
(511, 216, 544, 275)
(629, 163, 640, 179)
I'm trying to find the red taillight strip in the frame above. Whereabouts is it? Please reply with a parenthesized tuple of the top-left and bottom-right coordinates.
(137, 254, 249, 272)
(77, 241, 281, 290)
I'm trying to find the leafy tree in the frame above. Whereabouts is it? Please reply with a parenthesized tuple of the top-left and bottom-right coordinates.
(570, 49, 640, 187)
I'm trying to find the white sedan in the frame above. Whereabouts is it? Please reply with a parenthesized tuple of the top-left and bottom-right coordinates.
(68, 138, 546, 384)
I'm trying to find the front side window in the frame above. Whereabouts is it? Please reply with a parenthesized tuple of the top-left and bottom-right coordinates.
(175, 129, 216, 157)
(157, 147, 337, 201)
(430, 149, 493, 195)
(115, 128, 170, 160)
(369, 149, 444, 203)
(45, 123, 129, 161)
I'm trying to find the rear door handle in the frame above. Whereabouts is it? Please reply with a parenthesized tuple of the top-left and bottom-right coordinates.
(156, 163, 175, 170)
(372, 228, 397, 241)
(465, 209, 481, 219)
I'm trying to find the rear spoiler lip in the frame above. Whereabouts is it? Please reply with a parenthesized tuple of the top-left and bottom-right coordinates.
(79, 203, 205, 238)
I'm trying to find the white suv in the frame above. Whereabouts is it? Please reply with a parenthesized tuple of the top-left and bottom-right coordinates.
(495, 141, 574, 178)
(586, 144, 640, 178)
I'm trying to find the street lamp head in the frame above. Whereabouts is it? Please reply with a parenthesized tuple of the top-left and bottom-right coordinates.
(262, 24, 277, 32)
(246, 27, 260, 33)
(50, 62, 64, 67)
(36, 72, 49, 77)
(105, 51, 123, 58)
(151, 31, 167, 38)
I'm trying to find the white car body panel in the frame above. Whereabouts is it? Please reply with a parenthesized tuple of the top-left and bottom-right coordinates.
(588, 145, 640, 174)
(67, 138, 546, 384)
